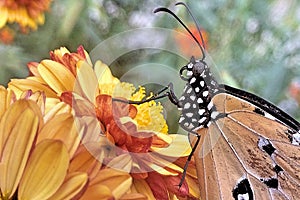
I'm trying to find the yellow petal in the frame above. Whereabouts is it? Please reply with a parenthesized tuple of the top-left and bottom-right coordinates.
(94, 60, 120, 85)
(131, 179, 156, 200)
(79, 184, 112, 200)
(151, 134, 191, 157)
(8, 78, 57, 98)
(106, 154, 133, 173)
(0, 101, 39, 199)
(18, 140, 69, 200)
(47, 172, 88, 200)
(90, 168, 132, 199)
(37, 113, 80, 157)
(185, 175, 200, 199)
(0, 86, 15, 120)
(142, 156, 180, 176)
(120, 193, 148, 200)
(69, 145, 102, 179)
(0, 7, 8, 28)
(38, 60, 76, 95)
(44, 101, 72, 121)
(75, 60, 99, 103)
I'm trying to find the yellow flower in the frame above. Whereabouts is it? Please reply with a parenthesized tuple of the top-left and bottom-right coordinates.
(0, 98, 88, 200)
(0, 0, 52, 31)
(7, 46, 200, 199)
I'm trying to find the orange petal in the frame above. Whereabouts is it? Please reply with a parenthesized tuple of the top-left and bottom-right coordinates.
(164, 175, 189, 198)
(146, 172, 169, 200)
(47, 172, 88, 200)
(0, 100, 39, 199)
(18, 140, 69, 200)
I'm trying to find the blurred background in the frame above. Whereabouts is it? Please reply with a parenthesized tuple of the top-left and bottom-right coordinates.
(1, 0, 300, 126)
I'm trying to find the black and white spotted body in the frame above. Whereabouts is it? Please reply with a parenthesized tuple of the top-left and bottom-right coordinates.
(178, 56, 220, 131)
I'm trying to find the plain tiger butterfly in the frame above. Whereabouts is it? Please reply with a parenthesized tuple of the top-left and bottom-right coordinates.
(114, 2, 300, 200)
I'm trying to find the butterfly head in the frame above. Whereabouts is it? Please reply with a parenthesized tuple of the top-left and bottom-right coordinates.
(180, 56, 208, 81)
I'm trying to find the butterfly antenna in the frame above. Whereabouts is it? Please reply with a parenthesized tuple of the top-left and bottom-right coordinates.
(175, 2, 206, 50)
(154, 7, 206, 61)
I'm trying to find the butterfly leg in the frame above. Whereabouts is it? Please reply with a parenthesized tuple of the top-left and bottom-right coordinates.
(177, 125, 201, 187)
(112, 83, 181, 107)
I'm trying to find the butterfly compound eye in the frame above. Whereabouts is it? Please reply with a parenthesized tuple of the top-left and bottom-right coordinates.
(192, 61, 206, 77)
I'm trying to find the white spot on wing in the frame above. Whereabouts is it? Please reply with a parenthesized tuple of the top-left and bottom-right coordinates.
(237, 194, 250, 200)
(187, 71, 193, 76)
(264, 112, 276, 120)
(195, 87, 200, 93)
(292, 131, 300, 145)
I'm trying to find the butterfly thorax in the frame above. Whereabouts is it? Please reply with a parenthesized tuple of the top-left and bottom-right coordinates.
(178, 57, 220, 131)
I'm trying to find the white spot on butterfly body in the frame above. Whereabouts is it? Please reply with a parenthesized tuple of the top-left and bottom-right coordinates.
(190, 95, 196, 101)
(192, 104, 197, 108)
(187, 87, 193, 94)
(186, 113, 193, 118)
(197, 98, 203, 104)
(203, 90, 209, 97)
(179, 96, 185, 101)
(199, 117, 207, 123)
(190, 77, 196, 84)
(179, 117, 185, 123)
(184, 103, 191, 109)
(207, 101, 213, 110)
(195, 87, 200, 93)
(198, 109, 205, 115)
(206, 121, 211, 127)
(211, 111, 219, 119)
(200, 81, 205, 87)
(187, 63, 193, 69)
(187, 71, 193, 76)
